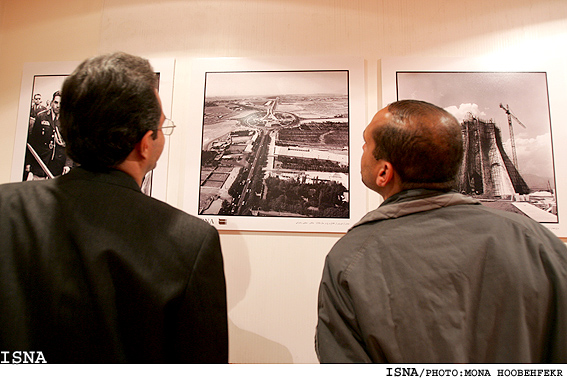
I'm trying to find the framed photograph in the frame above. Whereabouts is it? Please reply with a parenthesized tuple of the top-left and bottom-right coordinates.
(381, 57, 567, 238)
(10, 58, 175, 202)
(183, 57, 366, 233)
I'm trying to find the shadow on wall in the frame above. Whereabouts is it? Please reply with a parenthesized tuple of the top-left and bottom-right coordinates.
(229, 320, 294, 364)
(222, 232, 293, 363)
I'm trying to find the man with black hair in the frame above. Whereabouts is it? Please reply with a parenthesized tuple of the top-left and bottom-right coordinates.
(0, 52, 228, 363)
(316, 100, 567, 363)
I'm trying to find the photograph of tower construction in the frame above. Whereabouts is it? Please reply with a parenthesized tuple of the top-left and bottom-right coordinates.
(198, 70, 350, 218)
(397, 71, 557, 223)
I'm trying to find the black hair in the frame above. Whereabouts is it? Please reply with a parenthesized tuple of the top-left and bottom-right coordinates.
(60, 52, 161, 170)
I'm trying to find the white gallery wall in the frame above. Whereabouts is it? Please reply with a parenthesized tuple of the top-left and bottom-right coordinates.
(1, 0, 566, 363)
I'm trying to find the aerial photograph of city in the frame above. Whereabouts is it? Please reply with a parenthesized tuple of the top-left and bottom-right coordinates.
(198, 70, 351, 218)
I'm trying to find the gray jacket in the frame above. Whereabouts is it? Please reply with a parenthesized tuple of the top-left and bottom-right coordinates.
(316, 189, 567, 363)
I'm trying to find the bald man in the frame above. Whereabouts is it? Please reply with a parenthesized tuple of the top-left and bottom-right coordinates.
(316, 100, 567, 363)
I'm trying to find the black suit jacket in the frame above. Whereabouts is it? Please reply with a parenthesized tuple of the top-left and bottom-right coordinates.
(0, 168, 228, 363)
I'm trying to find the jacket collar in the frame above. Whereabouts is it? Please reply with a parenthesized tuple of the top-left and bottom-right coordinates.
(62, 167, 142, 193)
(352, 189, 481, 229)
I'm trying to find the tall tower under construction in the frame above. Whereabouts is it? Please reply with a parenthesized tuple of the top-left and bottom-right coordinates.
(459, 114, 530, 199)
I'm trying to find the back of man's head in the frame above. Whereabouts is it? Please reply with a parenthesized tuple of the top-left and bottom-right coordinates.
(60, 52, 161, 170)
(373, 99, 463, 191)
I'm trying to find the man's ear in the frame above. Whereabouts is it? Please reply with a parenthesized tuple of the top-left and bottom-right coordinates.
(375, 160, 395, 188)
(135, 130, 155, 160)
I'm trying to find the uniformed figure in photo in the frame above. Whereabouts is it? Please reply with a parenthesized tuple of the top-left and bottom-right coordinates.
(29, 93, 46, 132)
(24, 90, 72, 180)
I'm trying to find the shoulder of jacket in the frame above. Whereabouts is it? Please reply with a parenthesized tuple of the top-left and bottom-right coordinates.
(326, 225, 378, 273)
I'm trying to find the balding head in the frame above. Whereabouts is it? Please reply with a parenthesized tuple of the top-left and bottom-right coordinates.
(368, 100, 463, 191)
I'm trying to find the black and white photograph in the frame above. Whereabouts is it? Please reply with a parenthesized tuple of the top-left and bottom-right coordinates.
(199, 70, 350, 219)
(23, 75, 72, 181)
(11, 59, 175, 201)
(396, 71, 557, 224)
(185, 57, 366, 233)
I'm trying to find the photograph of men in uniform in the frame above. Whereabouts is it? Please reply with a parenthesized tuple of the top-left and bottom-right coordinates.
(24, 90, 72, 180)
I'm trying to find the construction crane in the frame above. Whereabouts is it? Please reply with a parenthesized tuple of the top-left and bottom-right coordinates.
(499, 103, 527, 170)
